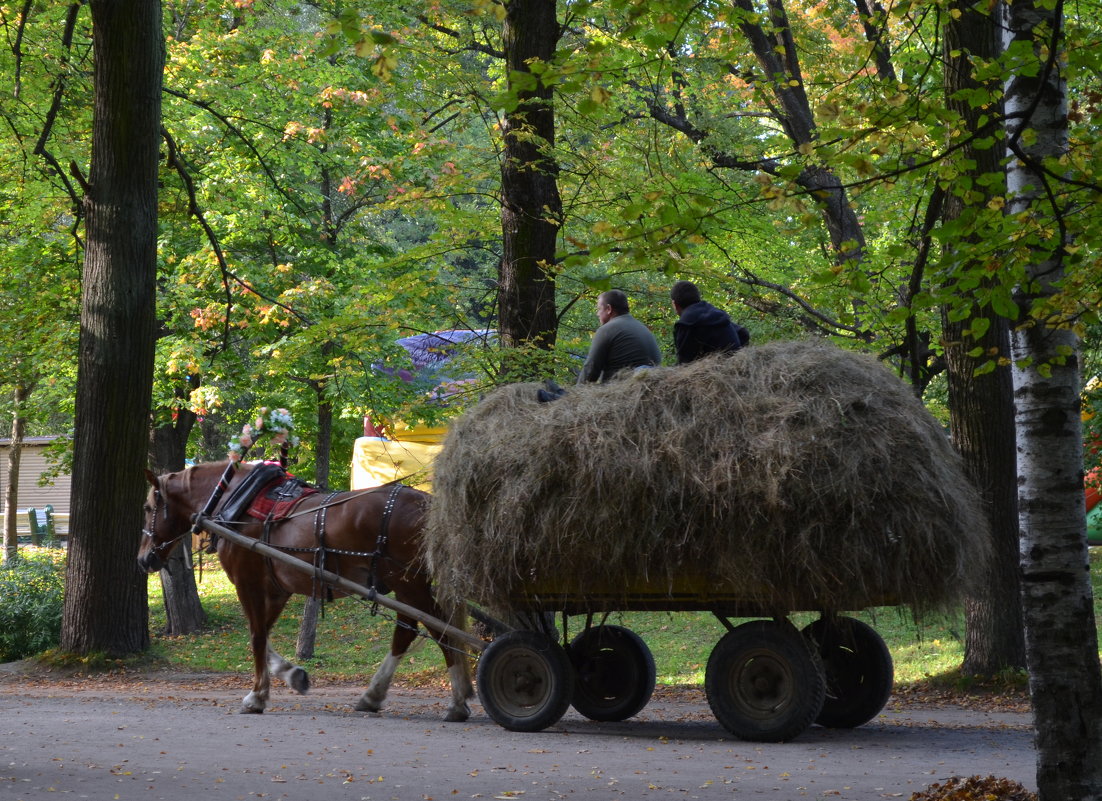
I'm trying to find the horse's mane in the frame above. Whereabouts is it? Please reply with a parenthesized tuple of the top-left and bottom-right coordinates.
(180, 460, 254, 487)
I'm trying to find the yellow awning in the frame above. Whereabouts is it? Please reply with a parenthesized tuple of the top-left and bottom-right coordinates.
(350, 436, 442, 492)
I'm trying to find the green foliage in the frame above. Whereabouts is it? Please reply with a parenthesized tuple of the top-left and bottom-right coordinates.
(0, 549, 66, 662)
(4, 0, 1101, 492)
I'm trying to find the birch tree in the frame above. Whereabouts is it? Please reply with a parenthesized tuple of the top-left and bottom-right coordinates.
(1005, 0, 1102, 796)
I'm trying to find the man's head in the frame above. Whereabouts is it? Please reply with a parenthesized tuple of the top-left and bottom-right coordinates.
(670, 280, 702, 315)
(597, 289, 629, 325)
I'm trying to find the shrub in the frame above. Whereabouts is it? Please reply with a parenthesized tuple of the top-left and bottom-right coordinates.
(0, 549, 65, 662)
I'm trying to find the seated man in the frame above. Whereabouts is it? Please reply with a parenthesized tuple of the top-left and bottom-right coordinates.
(577, 289, 662, 383)
(670, 280, 749, 364)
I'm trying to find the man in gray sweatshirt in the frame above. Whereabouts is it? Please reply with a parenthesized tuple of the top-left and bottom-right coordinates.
(577, 289, 661, 383)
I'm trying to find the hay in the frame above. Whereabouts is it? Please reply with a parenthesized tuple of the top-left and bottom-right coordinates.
(424, 339, 989, 613)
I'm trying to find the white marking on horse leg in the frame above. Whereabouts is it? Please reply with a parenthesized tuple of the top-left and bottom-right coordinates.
(241, 689, 267, 713)
(355, 653, 402, 713)
(268, 647, 310, 695)
(242, 634, 271, 714)
(444, 662, 474, 722)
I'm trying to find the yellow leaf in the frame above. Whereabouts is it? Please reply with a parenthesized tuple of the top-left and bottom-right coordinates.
(371, 52, 398, 79)
(590, 85, 611, 105)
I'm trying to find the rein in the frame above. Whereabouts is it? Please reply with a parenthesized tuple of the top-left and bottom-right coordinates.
(274, 480, 416, 522)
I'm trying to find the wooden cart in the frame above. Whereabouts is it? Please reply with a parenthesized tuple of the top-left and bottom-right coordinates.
(470, 576, 895, 742)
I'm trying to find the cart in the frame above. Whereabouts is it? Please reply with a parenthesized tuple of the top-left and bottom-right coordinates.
(471, 576, 895, 743)
(198, 516, 892, 743)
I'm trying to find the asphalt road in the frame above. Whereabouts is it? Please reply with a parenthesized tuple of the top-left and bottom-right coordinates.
(0, 668, 1036, 801)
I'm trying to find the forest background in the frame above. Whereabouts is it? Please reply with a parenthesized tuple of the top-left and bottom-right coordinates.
(1, 0, 1101, 796)
(1, 0, 1097, 486)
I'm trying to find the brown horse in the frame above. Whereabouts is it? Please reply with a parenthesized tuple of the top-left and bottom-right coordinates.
(136, 461, 473, 721)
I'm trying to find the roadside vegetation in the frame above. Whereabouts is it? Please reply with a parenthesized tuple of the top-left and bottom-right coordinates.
(131, 548, 1102, 692)
(0, 549, 65, 662)
(7, 545, 1097, 694)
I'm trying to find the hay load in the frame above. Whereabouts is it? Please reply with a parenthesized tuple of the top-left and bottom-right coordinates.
(424, 339, 989, 613)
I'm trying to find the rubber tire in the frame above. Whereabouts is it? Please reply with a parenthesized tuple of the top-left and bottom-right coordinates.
(705, 620, 825, 742)
(802, 616, 893, 728)
(477, 630, 575, 732)
(569, 625, 656, 722)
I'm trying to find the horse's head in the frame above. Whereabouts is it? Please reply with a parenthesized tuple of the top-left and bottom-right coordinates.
(137, 469, 194, 573)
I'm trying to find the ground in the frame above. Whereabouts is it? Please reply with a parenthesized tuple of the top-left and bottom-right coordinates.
(0, 661, 1036, 801)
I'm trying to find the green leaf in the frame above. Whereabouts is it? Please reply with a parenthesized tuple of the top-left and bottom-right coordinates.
(968, 316, 991, 339)
(989, 287, 1019, 320)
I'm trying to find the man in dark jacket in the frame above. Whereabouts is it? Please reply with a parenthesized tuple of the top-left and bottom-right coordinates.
(670, 280, 749, 364)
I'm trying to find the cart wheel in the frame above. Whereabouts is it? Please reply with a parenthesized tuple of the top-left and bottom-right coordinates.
(477, 630, 574, 732)
(569, 625, 656, 722)
(705, 620, 824, 742)
(802, 616, 893, 728)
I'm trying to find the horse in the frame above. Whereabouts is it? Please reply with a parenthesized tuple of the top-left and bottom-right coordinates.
(136, 460, 474, 721)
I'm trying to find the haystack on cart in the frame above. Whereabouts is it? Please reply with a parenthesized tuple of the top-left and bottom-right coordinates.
(425, 341, 990, 743)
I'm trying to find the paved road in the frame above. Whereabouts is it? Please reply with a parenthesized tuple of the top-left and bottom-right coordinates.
(0, 671, 1035, 801)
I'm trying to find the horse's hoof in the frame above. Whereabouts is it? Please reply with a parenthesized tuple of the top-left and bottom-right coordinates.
(444, 703, 471, 723)
(240, 706, 264, 715)
(289, 667, 310, 695)
(354, 698, 381, 713)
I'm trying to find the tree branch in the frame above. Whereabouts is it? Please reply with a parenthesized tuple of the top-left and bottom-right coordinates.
(31, 2, 84, 243)
(7, 0, 35, 96)
(414, 14, 504, 59)
(162, 87, 311, 218)
(701, 234, 866, 337)
(161, 126, 314, 358)
(851, 0, 897, 82)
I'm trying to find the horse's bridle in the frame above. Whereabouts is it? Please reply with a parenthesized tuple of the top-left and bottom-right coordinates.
(142, 488, 189, 558)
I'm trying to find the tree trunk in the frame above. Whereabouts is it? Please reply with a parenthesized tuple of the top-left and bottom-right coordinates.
(943, 311, 1024, 673)
(940, 0, 1023, 675)
(1005, 1, 1102, 797)
(296, 384, 332, 658)
(314, 383, 332, 491)
(3, 382, 33, 563)
(150, 408, 206, 635)
(296, 595, 321, 661)
(59, 0, 164, 658)
(498, 0, 562, 359)
(732, 0, 867, 269)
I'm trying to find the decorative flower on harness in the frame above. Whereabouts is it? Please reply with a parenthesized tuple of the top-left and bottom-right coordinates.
(228, 407, 301, 462)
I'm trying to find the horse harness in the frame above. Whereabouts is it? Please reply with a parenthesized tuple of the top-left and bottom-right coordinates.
(142, 487, 184, 559)
(150, 468, 413, 602)
(259, 482, 408, 602)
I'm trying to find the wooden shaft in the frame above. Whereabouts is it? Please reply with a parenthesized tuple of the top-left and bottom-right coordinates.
(195, 514, 486, 653)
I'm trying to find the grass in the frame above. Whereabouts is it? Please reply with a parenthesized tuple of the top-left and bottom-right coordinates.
(145, 549, 1102, 691)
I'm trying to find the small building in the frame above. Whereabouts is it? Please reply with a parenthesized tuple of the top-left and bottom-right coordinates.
(0, 436, 71, 534)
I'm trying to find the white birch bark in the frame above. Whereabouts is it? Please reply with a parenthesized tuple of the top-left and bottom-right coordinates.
(1005, 1, 1102, 798)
